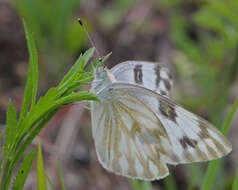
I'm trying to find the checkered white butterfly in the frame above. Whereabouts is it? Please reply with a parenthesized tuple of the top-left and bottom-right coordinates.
(90, 61, 232, 181)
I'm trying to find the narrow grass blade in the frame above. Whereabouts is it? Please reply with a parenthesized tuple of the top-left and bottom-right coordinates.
(129, 179, 143, 190)
(12, 150, 36, 190)
(232, 165, 238, 190)
(129, 179, 152, 190)
(164, 175, 177, 190)
(201, 99, 238, 190)
(46, 174, 56, 190)
(141, 181, 152, 190)
(220, 99, 238, 136)
(37, 141, 47, 190)
(188, 164, 203, 190)
(57, 159, 66, 190)
(0, 132, 2, 156)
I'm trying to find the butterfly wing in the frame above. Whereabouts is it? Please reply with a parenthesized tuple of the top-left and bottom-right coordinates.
(110, 61, 173, 96)
(109, 83, 232, 164)
(91, 92, 170, 180)
(91, 82, 232, 180)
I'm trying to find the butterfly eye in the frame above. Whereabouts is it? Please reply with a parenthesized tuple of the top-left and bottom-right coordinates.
(96, 71, 106, 79)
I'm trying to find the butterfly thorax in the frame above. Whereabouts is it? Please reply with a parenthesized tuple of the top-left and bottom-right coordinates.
(91, 68, 117, 102)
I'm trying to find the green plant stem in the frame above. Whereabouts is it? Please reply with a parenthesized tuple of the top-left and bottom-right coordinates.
(232, 165, 238, 190)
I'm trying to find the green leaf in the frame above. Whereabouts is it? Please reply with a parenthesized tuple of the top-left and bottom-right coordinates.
(21, 88, 58, 136)
(58, 48, 95, 91)
(19, 20, 39, 122)
(57, 159, 66, 190)
(209, 0, 238, 26)
(23, 19, 38, 107)
(5, 89, 58, 178)
(9, 109, 59, 182)
(11, 92, 95, 175)
(99, 51, 112, 63)
(55, 91, 99, 106)
(193, 9, 226, 35)
(61, 75, 94, 96)
(201, 99, 238, 190)
(1, 22, 39, 189)
(0, 102, 17, 189)
(3, 101, 17, 162)
(85, 52, 112, 73)
(0, 45, 97, 190)
(232, 165, 238, 190)
(78, 47, 96, 72)
(12, 150, 36, 190)
(37, 141, 47, 190)
(19, 90, 96, 140)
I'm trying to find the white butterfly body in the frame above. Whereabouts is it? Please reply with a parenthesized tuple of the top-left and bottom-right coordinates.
(90, 61, 232, 181)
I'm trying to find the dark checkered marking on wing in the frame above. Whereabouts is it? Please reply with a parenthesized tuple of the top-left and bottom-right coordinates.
(134, 64, 143, 84)
(180, 136, 198, 149)
(154, 65, 161, 88)
(159, 100, 177, 122)
(197, 120, 229, 155)
(163, 79, 171, 91)
(154, 65, 173, 94)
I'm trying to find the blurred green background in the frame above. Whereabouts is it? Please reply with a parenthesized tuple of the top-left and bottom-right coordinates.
(0, 0, 238, 189)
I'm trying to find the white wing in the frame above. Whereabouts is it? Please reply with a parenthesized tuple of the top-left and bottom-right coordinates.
(91, 83, 232, 180)
(110, 61, 173, 96)
(91, 93, 170, 180)
(109, 83, 232, 164)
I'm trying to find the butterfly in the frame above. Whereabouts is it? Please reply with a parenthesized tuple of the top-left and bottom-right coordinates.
(90, 61, 232, 181)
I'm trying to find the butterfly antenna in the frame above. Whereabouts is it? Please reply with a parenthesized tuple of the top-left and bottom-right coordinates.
(78, 18, 101, 60)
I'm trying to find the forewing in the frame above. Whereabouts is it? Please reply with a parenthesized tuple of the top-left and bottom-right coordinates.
(91, 95, 170, 180)
(110, 61, 173, 96)
(108, 83, 232, 165)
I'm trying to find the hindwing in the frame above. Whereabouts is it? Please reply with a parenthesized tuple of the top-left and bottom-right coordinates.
(91, 82, 232, 180)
